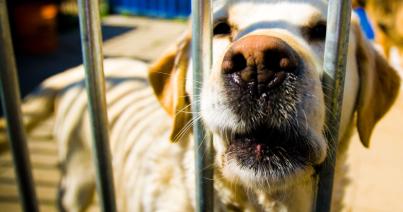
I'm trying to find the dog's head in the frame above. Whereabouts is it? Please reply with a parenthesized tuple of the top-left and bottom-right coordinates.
(148, 0, 400, 192)
(364, 0, 403, 48)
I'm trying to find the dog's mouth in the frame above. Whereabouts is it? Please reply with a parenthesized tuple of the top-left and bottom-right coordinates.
(225, 126, 321, 182)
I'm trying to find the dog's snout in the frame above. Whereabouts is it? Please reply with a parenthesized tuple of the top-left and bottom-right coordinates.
(222, 35, 300, 95)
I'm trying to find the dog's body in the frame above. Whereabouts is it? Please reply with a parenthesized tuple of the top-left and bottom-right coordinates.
(16, 0, 400, 211)
(21, 59, 185, 211)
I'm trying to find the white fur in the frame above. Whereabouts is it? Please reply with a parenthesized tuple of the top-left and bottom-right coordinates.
(16, 1, 390, 212)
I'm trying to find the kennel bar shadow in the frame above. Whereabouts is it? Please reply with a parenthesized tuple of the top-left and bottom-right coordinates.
(0, 0, 351, 212)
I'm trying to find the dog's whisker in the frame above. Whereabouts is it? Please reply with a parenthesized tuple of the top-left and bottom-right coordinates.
(172, 115, 201, 142)
(176, 116, 200, 138)
(174, 101, 200, 116)
(195, 127, 210, 155)
(177, 94, 201, 98)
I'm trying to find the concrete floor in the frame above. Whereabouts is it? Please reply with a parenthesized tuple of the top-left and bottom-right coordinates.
(1, 15, 403, 212)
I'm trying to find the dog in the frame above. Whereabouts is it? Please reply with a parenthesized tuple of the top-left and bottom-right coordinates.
(354, 0, 403, 69)
(14, 0, 400, 211)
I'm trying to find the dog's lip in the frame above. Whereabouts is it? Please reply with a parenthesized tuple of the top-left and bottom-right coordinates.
(230, 127, 294, 146)
(230, 132, 280, 162)
(229, 127, 296, 155)
(226, 127, 313, 168)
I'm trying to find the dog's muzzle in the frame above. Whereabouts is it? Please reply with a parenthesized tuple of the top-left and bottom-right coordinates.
(213, 35, 326, 185)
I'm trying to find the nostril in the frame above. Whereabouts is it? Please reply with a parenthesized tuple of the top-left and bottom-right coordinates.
(222, 52, 247, 74)
(263, 50, 280, 71)
(262, 49, 298, 74)
(232, 53, 247, 72)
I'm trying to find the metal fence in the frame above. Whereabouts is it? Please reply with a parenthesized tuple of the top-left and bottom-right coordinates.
(0, 0, 351, 211)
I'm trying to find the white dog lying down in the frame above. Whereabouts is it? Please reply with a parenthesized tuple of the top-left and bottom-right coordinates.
(17, 0, 400, 211)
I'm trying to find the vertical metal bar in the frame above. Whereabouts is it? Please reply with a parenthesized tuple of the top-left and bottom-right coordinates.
(314, 0, 352, 211)
(77, 0, 117, 211)
(0, 0, 39, 211)
(191, 0, 214, 211)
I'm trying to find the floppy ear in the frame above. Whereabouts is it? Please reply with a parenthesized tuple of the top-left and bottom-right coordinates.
(353, 21, 401, 147)
(148, 34, 192, 142)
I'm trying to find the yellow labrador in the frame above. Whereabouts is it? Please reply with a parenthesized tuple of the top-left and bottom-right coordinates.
(16, 0, 400, 211)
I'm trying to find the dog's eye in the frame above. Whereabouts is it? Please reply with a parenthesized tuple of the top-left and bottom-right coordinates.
(378, 22, 388, 33)
(214, 20, 231, 36)
(307, 22, 327, 41)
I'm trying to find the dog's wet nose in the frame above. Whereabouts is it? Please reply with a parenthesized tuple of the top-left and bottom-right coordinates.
(222, 35, 300, 95)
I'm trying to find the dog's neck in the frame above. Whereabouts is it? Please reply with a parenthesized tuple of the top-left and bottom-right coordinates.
(214, 170, 315, 212)
(256, 179, 315, 212)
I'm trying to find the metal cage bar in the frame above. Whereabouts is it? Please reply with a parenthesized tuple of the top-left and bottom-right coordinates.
(0, 0, 39, 211)
(315, 0, 352, 211)
(191, 0, 214, 211)
(77, 0, 117, 211)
